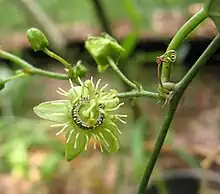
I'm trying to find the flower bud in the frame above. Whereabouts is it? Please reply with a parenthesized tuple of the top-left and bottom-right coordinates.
(26, 28, 49, 51)
(85, 33, 125, 72)
(73, 61, 87, 78)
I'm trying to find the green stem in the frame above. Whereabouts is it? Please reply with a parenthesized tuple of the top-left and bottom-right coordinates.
(0, 49, 69, 80)
(137, 96, 181, 194)
(177, 34, 220, 90)
(108, 57, 137, 89)
(0, 49, 32, 69)
(161, 8, 208, 82)
(43, 48, 73, 75)
(117, 90, 160, 100)
(30, 68, 68, 79)
(138, 34, 220, 194)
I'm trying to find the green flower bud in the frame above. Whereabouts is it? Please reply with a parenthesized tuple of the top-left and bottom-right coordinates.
(0, 79, 5, 91)
(26, 28, 49, 51)
(73, 61, 87, 78)
(85, 33, 125, 72)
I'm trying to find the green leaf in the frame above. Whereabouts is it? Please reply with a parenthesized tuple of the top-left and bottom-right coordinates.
(206, 0, 220, 31)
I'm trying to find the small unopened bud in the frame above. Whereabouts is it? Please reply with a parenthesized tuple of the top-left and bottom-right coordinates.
(85, 33, 125, 72)
(73, 61, 87, 78)
(26, 28, 49, 51)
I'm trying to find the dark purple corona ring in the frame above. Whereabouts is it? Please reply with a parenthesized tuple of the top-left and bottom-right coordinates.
(71, 97, 105, 130)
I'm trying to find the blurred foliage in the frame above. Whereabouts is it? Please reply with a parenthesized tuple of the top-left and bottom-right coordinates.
(0, 0, 204, 33)
(0, 64, 64, 183)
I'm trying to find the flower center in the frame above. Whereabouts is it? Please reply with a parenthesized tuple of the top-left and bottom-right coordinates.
(71, 97, 105, 130)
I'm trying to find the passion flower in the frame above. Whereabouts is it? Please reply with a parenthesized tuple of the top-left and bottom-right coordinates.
(33, 77, 126, 161)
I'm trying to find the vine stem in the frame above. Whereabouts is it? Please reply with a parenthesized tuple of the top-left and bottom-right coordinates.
(138, 34, 220, 194)
(0, 49, 69, 80)
(161, 8, 208, 82)
(108, 57, 137, 89)
(42, 48, 73, 72)
(117, 90, 160, 100)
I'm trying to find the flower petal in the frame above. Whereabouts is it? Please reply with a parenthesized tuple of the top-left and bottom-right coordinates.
(65, 131, 89, 161)
(33, 100, 70, 123)
(98, 127, 119, 152)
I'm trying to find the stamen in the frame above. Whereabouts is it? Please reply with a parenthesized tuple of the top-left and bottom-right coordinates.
(104, 128, 117, 141)
(56, 125, 68, 136)
(50, 123, 67, 128)
(115, 114, 127, 118)
(84, 102, 96, 117)
(58, 87, 68, 94)
(99, 132, 109, 147)
(56, 90, 67, 96)
(100, 84, 108, 92)
(110, 122, 122, 134)
(82, 86, 85, 96)
(69, 79, 74, 89)
(106, 102, 124, 112)
(101, 92, 115, 99)
(74, 133, 79, 148)
(99, 92, 109, 97)
(78, 77, 84, 87)
(95, 79, 101, 91)
(93, 134, 97, 150)
(90, 77, 94, 88)
(116, 117, 127, 124)
(84, 134, 89, 150)
(66, 129, 74, 143)
(96, 135, 103, 152)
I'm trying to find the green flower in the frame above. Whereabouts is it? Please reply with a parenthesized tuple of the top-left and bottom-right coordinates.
(85, 33, 125, 72)
(33, 77, 126, 161)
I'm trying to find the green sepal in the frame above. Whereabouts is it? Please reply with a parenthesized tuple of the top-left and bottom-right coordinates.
(33, 100, 70, 123)
(85, 33, 125, 72)
(73, 61, 87, 78)
(65, 132, 89, 161)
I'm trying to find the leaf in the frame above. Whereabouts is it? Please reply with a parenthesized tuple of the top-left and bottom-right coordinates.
(207, 0, 220, 31)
